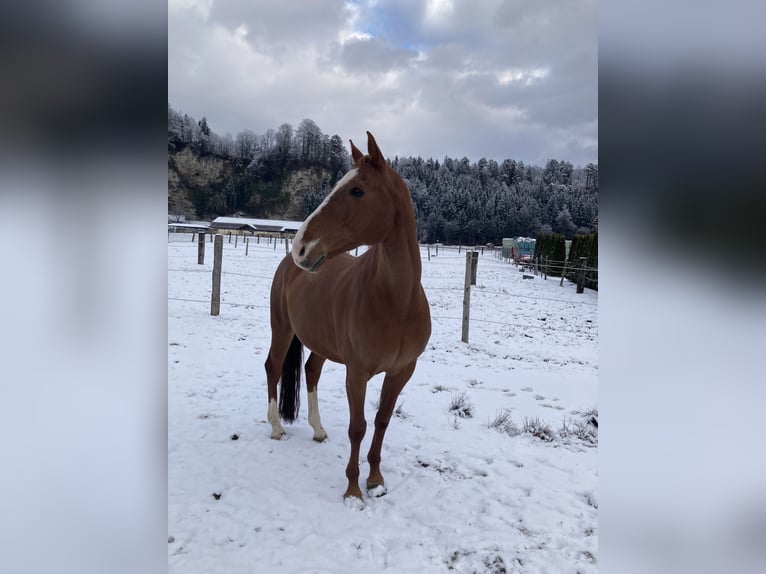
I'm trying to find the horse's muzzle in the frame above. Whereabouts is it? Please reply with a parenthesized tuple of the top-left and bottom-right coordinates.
(292, 236, 325, 272)
(296, 253, 326, 273)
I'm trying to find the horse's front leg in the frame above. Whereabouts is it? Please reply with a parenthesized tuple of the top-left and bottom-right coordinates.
(343, 367, 369, 500)
(366, 361, 416, 493)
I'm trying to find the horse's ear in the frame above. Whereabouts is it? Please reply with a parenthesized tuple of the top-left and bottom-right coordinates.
(350, 139, 363, 164)
(367, 131, 384, 169)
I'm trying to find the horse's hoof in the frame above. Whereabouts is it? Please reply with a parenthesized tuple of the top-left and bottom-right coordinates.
(367, 484, 387, 498)
(312, 430, 328, 442)
(343, 495, 365, 510)
(270, 430, 285, 440)
(343, 485, 364, 501)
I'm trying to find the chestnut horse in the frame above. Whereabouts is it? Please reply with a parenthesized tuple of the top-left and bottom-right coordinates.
(264, 132, 431, 500)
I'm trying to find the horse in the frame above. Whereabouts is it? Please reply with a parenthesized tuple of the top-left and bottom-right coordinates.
(264, 132, 432, 500)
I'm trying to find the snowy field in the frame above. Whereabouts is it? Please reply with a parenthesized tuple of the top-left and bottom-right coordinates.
(168, 234, 598, 574)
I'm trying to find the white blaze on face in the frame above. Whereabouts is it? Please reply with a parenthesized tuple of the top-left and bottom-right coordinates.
(291, 168, 359, 265)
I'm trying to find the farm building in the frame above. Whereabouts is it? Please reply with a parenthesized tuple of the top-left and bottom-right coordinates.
(210, 217, 303, 235)
(168, 214, 211, 234)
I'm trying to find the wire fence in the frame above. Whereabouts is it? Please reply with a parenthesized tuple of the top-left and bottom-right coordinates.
(169, 236, 598, 272)
(167, 266, 597, 307)
(168, 296, 269, 309)
(167, 295, 596, 336)
(168, 237, 597, 337)
(168, 284, 595, 335)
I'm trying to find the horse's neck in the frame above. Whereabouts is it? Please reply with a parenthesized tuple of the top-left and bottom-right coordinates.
(367, 193, 422, 296)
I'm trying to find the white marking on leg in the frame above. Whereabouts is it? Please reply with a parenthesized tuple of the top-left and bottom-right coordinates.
(267, 398, 285, 439)
(307, 390, 328, 442)
(291, 168, 359, 265)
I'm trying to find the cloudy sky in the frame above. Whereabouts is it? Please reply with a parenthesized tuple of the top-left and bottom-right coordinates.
(168, 0, 597, 166)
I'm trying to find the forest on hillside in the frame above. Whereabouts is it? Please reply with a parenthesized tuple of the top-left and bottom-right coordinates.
(168, 104, 598, 243)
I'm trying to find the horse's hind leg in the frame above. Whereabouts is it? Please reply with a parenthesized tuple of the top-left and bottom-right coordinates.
(264, 330, 293, 439)
(366, 361, 417, 493)
(305, 352, 328, 442)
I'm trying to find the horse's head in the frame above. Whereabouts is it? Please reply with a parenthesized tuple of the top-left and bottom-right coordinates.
(291, 131, 399, 272)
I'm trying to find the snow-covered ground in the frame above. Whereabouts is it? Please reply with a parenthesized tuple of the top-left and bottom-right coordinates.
(168, 234, 598, 573)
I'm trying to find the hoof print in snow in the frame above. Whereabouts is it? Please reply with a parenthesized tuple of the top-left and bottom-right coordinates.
(230, 433, 239, 440)
(212, 492, 221, 500)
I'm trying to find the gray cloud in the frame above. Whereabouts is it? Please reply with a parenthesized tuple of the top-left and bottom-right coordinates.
(168, 0, 597, 165)
(209, 0, 347, 53)
(332, 37, 419, 75)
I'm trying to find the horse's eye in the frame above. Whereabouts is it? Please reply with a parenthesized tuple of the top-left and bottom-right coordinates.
(349, 187, 364, 198)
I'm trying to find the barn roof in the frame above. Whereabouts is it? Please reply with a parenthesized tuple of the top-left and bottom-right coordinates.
(168, 221, 210, 230)
(211, 217, 304, 233)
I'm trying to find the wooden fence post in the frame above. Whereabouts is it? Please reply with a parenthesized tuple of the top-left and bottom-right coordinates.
(458, 244, 461, 253)
(210, 233, 213, 242)
(228, 232, 231, 243)
(436, 244, 439, 256)
(191, 232, 195, 242)
(197, 232, 205, 265)
(461, 251, 472, 343)
(285, 236, 289, 255)
(211, 235, 223, 316)
(235, 234, 238, 248)
(273, 235, 277, 250)
(560, 258, 568, 286)
(470, 251, 478, 285)
(576, 257, 587, 294)
(427, 245, 431, 261)
(355, 247, 359, 256)
(245, 237, 249, 256)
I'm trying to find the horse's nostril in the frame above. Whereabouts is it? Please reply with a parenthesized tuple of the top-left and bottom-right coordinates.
(299, 246, 306, 257)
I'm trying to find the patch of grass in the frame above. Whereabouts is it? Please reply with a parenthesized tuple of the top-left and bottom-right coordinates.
(560, 419, 598, 445)
(521, 417, 555, 442)
(561, 405, 599, 445)
(432, 384, 448, 393)
(449, 391, 474, 418)
(487, 409, 519, 437)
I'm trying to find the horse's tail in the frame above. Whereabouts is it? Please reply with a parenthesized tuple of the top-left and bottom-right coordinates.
(279, 335, 303, 423)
